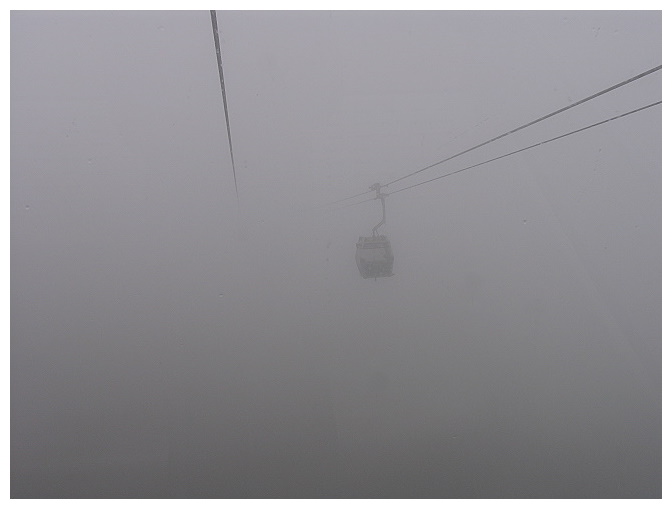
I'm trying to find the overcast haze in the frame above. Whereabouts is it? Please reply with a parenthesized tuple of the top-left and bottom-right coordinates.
(11, 10, 661, 498)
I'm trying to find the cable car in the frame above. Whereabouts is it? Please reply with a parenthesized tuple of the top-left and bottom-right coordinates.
(356, 184, 394, 279)
(356, 235, 393, 279)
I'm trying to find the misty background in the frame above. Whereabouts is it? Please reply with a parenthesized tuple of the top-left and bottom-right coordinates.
(11, 10, 661, 498)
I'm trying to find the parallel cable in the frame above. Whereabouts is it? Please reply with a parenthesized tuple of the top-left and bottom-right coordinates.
(210, 10, 239, 203)
(388, 100, 661, 197)
(381, 65, 661, 189)
(333, 196, 376, 210)
(326, 189, 373, 206)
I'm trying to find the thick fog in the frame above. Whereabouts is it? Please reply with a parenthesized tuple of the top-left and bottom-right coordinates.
(11, 11, 661, 498)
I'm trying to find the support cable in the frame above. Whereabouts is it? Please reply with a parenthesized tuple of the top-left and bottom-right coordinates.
(382, 65, 661, 189)
(387, 100, 661, 197)
(210, 10, 239, 203)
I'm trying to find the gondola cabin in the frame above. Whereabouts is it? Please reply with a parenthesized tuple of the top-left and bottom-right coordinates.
(356, 235, 394, 279)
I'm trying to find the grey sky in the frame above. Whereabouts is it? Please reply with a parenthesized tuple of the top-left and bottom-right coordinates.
(11, 10, 661, 498)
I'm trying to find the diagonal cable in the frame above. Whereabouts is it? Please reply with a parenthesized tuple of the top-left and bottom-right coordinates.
(378, 65, 661, 189)
(334, 196, 377, 210)
(210, 10, 239, 202)
(389, 100, 661, 196)
(325, 189, 373, 206)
